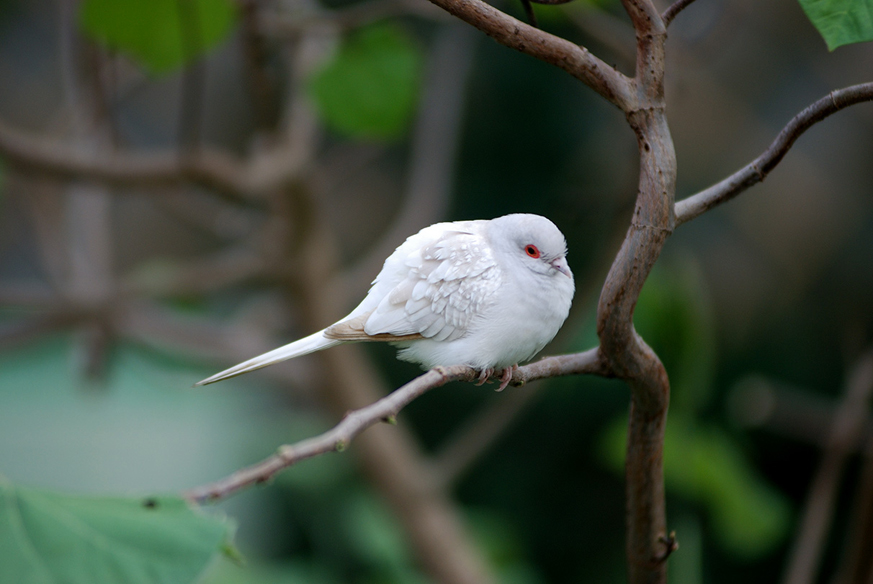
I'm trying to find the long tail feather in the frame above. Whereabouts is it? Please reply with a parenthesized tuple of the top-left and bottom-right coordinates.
(195, 331, 340, 386)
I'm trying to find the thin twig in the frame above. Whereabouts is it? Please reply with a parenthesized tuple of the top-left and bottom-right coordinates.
(661, 0, 699, 27)
(184, 348, 604, 503)
(782, 348, 873, 584)
(675, 82, 873, 226)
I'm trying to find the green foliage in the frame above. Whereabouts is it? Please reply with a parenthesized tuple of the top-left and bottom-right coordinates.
(466, 511, 546, 584)
(308, 24, 424, 139)
(202, 558, 338, 584)
(0, 478, 233, 584)
(798, 0, 873, 50)
(598, 260, 791, 558)
(634, 258, 716, 414)
(79, 0, 237, 74)
(600, 417, 791, 558)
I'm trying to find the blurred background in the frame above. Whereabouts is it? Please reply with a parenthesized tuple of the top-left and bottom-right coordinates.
(0, 0, 872, 582)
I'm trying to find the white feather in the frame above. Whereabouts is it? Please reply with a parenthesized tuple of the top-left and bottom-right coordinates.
(194, 331, 339, 386)
(195, 213, 575, 386)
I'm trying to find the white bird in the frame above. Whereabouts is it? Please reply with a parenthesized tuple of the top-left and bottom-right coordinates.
(196, 213, 574, 391)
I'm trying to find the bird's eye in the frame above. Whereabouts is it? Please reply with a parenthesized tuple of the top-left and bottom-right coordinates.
(524, 244, 540, 258)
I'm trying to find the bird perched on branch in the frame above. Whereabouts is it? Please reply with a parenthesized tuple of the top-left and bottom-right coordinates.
(196, 213, 574, 391)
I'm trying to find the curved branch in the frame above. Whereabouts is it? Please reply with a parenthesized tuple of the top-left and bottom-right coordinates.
(0, 118, 311, 202)
(675, 82, 873, 226)
(184, 347, 604, 503)
(423, 0, 635, 110)
(661, 0, 699, 27)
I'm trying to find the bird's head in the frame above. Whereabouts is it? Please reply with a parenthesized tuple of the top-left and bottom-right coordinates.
(488, 214, 574, 282)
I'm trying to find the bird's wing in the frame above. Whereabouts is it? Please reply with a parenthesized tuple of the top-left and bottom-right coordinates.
(326, 228, 502, 343)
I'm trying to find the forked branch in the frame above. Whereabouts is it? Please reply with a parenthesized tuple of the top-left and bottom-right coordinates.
(661, 0, 699, 27)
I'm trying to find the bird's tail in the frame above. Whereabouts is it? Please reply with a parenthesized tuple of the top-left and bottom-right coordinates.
(194, 331, 340, 386)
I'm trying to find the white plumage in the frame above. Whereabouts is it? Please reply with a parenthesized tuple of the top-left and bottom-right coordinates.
(196, 214, 574, 390)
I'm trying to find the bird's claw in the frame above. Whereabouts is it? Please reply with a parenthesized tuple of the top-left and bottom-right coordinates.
(475, 368, 494, 386)
(495, 365, 518, 392)
(475, 365, 517, 391)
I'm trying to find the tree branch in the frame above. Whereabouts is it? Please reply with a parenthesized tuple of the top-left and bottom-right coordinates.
(184, 348, 604, 503)
(661, 0, 698, 27)
(585, 3, 675, 583)
(423, 0, 635, 110)
(675, 82, 873, 226)
(0, 117, 313, 202)
(782, 348, 873, 584)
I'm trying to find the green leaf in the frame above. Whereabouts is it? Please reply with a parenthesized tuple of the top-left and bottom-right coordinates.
(80, 0, 237, 74)
(308, 24, 424, 139)
(0, 479, 233, 584)
(201, 557, 339, 584)
(798, 0, 873, 50)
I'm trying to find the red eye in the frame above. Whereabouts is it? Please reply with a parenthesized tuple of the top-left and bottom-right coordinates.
(524, 245, 540, 258)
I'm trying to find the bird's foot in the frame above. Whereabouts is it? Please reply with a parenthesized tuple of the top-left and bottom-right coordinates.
(475, 365, 518, 391)
(495, 364, 518, 392)
(475, 368, 494, 386)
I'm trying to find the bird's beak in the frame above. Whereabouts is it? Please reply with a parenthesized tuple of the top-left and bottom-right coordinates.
(551, 256, 572, 278)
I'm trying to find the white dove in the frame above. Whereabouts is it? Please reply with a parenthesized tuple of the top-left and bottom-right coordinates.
(196, 213, 574, 391)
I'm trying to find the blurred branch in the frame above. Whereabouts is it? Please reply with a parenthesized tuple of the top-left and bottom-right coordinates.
(335, 23, 476, 299)
(239, 0, 279, 131)
(432, 383, 545, 489)
(0, 117, 316, 202)
(185, 347, 604, 502)
(120, 247, 267, 298)
(0, 313, 77, 351)
(423, 0, 635, 110)
(176, 0, 206, 153)
(661, 0, 699, 27)
(783, 348, 873, 584)
(675, 82, 873, 226)
(833, 434, 873, 584)
(260, 0, 450, 35)
(730, 376, 873, 447)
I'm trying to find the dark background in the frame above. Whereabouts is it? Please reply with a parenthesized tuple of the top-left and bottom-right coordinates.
(1, 0, 872, 582)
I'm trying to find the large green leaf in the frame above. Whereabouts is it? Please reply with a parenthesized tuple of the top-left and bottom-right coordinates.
(798, 0, 873, 50)
(80, 0, 237, 74)
(0, 478, 233, 584)
(308, 24, 424, 139)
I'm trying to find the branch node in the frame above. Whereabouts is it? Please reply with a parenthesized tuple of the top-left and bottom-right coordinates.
(655, 531, 679, 563)
(381, 414, 398, 425)
(334, 439, 349, 452)
(751, 161, 765, 182)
